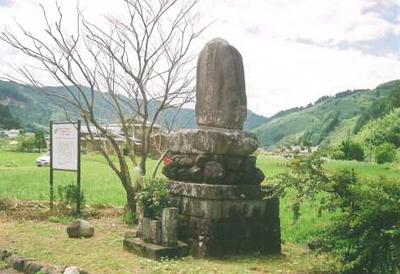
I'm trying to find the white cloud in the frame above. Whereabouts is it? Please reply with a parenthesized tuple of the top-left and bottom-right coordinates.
(196, 0, 400, 116)
(0, 0, 399, 117)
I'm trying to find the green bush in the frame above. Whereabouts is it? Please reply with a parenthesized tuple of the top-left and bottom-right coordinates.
(341, 140, 365, 161)
(58, 184, 85, 208)
(328, 141, 365, 161)
(267, 153, 400, 274)
(316, 177, 400, 274)
(137, 177, 174, 219)
(375, 142, 396, 164)
(328, 146, 346, 160)
(17, 137, 35, 152)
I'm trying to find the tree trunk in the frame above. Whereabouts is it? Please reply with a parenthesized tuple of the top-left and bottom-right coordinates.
(122, 177, 137, 224)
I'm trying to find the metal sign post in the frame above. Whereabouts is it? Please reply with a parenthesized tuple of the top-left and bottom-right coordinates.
(50, 120, 81, 214)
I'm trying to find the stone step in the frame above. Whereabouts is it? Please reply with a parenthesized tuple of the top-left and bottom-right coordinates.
(123, 238, 189, 261)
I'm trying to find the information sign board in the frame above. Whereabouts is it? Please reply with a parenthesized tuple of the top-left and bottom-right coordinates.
(51, 123, 79, 171)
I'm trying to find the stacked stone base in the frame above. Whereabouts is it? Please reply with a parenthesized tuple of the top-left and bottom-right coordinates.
(169, 181, 281, 257)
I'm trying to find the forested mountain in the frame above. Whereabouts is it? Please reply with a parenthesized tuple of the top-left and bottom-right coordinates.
(251, 80, 399, 148)
(0, 104, 21, 129)
(0, 80, 267, 132)
(1, 79, 398, 148)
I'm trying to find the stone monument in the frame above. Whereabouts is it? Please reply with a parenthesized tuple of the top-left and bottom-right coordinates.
(162, 38, 281, 257)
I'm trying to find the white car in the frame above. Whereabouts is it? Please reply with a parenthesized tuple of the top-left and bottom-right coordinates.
(36, 152, 50, 167)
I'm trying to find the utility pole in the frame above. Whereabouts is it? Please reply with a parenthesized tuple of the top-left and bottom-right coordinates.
(369, 116, 373, 162)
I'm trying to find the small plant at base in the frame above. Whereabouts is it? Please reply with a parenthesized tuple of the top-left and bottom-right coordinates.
(123, 209, 136, 225)
(137, 177, 174, 219)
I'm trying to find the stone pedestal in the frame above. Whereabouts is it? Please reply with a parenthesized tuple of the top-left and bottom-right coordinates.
(169, 181, 281, 257)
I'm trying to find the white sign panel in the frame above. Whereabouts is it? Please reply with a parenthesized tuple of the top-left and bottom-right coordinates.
(52, 123, 78, 171)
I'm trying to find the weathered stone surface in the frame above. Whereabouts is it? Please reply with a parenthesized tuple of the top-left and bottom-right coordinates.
(194, 154, 211, 168)
(66, 219, 94, 238)
(196, 37, 247, 130)
(177, 168, 191, 181)
(168, 129, 258, 156)
(176, 199, 281, 257)
(224, 156, 242, 170)
(162, 208, 178, 247)
(178, 197, 222, 219)
(189, 166, 203, 182)
(23, 261, 44, 274)
(170, 180, 281, 257)
(179, 156, 194, 167)
(203, 161, 225, 183)
(124, 230, 138, 239)
(0, 249, 13, 260)
(243, 156, 257, 171)
(169, 181, 266, 200)
(40, 265, 65, 274)
(5, 255, 36, 272)
(6, 255, 22, 270)
(141, 218, 162, 245)
(123, 238, 189, 261)
(163, 154, 265, 185)
(63, 267, 80, 274)
(162, 165, 177, 180)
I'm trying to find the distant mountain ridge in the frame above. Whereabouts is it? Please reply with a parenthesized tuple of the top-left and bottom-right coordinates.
(252, 80, 400, 148)
(2, 79, 398, 148)
(0, 80, 267, 132)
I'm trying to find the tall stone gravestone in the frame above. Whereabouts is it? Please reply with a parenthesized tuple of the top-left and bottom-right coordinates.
(163, 38, 281, 257)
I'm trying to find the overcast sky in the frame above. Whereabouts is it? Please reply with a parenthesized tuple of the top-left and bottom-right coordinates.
(0, 0, 399, 117)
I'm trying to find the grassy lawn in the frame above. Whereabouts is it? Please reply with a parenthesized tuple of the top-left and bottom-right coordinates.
(0, 152, 397, 274)
(1, 152, 398, 244)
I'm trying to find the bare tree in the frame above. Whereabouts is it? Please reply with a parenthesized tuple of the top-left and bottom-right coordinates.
(1, 0, 204, 215)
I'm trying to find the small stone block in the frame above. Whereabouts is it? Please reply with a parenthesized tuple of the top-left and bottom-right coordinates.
(24, 261, 44, 274)
(123, 238, 189, 260)
(124, 230, 138, 239)
(162, 208, 178, 247)
(141, 218, 162, 245)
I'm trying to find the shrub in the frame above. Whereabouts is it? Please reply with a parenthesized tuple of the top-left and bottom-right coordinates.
(17, 137, 35, 152)
(58, 184, 85, 208)
(328, 141, 365, 161)
(123, 209, 136, 225)
(137, 177, 174, 219)
(316, 177, 400, 274)
(267, 153, 400, 274)
(328, 146, 346, 160)
(341, 140, 365, 161)
(375, 142, 396, 164)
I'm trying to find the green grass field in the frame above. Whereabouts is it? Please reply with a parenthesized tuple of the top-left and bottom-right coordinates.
(1, 152, 398, 243)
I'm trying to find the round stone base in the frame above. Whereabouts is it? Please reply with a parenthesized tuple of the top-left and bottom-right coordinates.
(168, 128, 258, 156)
